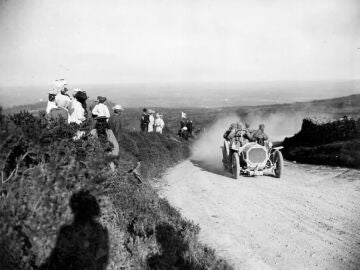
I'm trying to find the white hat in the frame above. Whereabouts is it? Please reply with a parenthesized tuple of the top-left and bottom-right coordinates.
(113, 104, 124, 111)
(48, 88, 57, 95)
(148, 109, 155, 114)
(72, 88, 81, 96)
(52, 79, 67, 92)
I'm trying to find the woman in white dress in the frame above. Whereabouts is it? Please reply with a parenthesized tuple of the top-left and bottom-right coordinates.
(147, 109, 155, 132)
(154, 113, 165, 134)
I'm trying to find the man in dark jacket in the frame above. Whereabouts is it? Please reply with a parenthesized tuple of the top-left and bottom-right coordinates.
(186, 119, 193, 137)
(109, 105, 124, 139)
(140, 108, 149, 132)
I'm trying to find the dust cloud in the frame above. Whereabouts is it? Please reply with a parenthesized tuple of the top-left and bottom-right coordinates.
(191, 115, 241, 170)
(242, 112, 305, 142)
(190, 111, 308, 169)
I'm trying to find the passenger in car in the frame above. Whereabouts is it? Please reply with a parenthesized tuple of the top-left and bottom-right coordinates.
(253, 124, 269, 146)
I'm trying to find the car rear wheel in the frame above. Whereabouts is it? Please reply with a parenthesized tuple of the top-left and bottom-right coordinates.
(222, 141, 230, 170)
(273, 150, 284, 178)
(232, 153, 240, 179)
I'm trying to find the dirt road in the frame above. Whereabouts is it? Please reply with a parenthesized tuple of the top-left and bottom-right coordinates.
(158, 160, 360, 270)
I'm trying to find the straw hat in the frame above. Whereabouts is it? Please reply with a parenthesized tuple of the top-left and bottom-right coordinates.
(48, 88, 57, 95)
(112, 104, 124, 111)
(72, 88, 81, 96)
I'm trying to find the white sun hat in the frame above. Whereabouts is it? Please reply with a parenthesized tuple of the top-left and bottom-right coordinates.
(48, 88, 57, 95)
(112, 104, 124, 111)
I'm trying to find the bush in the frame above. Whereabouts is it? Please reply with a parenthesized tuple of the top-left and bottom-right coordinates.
(282, 117, 360, 169)
(0, 109, 231, 270)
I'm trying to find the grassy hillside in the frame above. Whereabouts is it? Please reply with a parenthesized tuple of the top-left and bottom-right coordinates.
(5, 94, 360, 132)
(0, 109, 231, 270)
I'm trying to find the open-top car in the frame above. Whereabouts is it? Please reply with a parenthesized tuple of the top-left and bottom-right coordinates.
(221, 130, 284, 179)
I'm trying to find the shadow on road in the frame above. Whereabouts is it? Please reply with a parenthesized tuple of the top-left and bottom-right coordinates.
(190, 159, 276, 180)
(40, 190, 109, 270)
(190, 159, 231, 178)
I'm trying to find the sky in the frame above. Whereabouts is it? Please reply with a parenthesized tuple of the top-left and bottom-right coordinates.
(0, 0, 359, 87)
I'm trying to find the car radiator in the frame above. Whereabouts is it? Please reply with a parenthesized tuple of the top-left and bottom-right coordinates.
(248, 147, 267, 164)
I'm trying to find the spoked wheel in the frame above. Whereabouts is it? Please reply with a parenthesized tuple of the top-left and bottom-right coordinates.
(232, 153, 240, 179)
(273, 150, 284, 178)
(222, 141, 231, 171)
(222, 141, 230, 170)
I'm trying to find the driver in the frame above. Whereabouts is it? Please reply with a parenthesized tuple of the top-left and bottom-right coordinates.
(223, 123, 237, 141)
(252, 124, 269, 146)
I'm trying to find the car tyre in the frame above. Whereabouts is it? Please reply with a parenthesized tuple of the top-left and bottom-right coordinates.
(273, 150, 284, 178)
(232, 153, 240, 179)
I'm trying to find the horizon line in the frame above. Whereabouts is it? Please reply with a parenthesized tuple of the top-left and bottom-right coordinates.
(1, 78, 360, 88)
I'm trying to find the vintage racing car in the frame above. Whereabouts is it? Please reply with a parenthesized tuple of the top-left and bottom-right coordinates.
(221, 130, 284, 179)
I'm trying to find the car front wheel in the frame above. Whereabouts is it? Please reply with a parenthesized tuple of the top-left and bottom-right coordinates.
(232, 153, 240, 179)
(273, 150, 284, 178)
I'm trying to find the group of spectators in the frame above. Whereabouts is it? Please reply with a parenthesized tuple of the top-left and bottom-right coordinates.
(223, 122, 269, 146)
(140, 108, 165, 134)
(45, 79, 124, 153)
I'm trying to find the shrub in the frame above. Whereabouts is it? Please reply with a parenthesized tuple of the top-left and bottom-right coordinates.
(0, 109, 231, 270)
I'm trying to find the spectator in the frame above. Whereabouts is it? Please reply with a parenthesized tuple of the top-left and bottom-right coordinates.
(55, 80, 71, 110)
(180, 118, 186, 129)
(68, 90, 88, 124)
(92, 96, 110, 119)
(140, 108, 149, 132)
(46, 89, 57, 114)
(186, 119, 193, 137)
(109, 104, 124, 139)
(147, 109, 155, 132)
(180, 126, 189, 140)
(154, 113, 165, 134)
(47, 99, 69, 123)
(178, 118, 187, 137)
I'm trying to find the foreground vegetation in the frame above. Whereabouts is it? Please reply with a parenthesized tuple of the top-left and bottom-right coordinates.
(0, 108, 232, 270)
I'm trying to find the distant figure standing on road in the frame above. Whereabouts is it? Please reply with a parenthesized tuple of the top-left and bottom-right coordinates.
(109, 104, 124, 139)
(140, 108, 149, 132)
(154, 113, 165, 134)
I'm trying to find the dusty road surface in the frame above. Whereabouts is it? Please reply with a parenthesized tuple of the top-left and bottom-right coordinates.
(158, 160, 360, 270)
